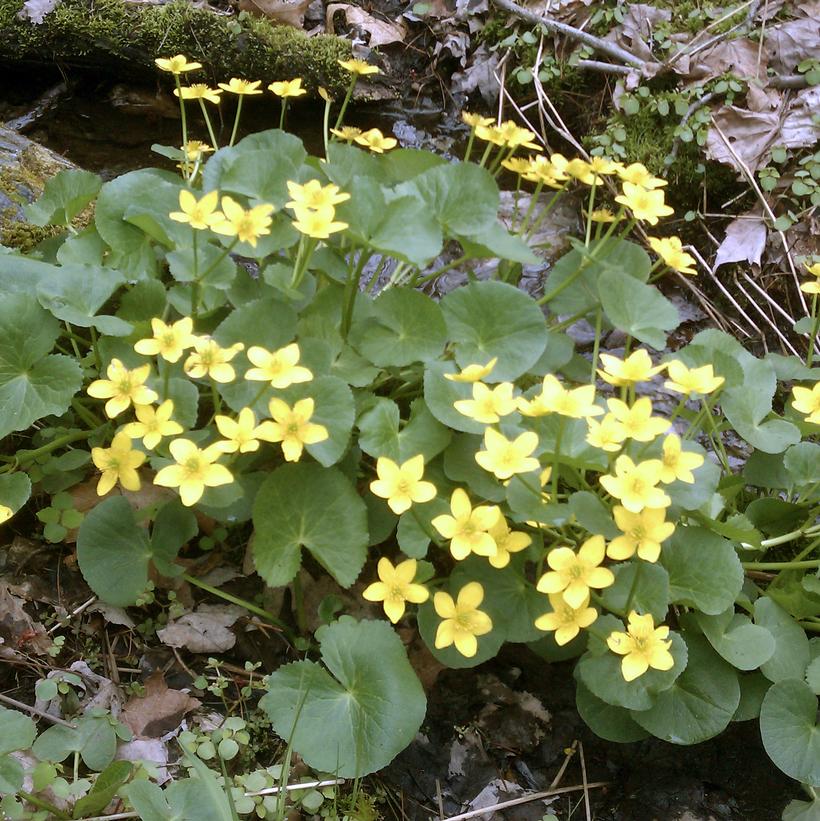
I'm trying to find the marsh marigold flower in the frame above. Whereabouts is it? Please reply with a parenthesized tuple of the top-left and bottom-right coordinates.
(354, 128, 397, 153)
(607, 611, 674, 681)
(648, 236, 697, 276)
(444, 357, 498, 383)
(0, 505, 13, 525)
(615, 182, 674, 225)
(338, 58, 381, 75)
(87, 359, 158, 419)
(184, 338, 244, 383)
(212, 196, 275, 247)
(181, 141, 214, 162)
(169, 190, 223, 231)
(536, 535, 614, 608)
(617, 162, 667, 189)
(291, 206, 348, 239)
(792, 382, 820, 425)
(606, 397, 669, 442)
(487, 516, 531, 569)
(368, 454, 436, 515)
(519, 375, 603, 419)
(123, 400, 183, 450)
(607, 506, 674, 563)
(462, 112, 494, 129)
(269, 78, 306, 98)
(599, 455, 670, 513)
(174, 84, 222, 104)
(362, 557, 429, 623)
(585, 413, 627, 452)
(257, 398, 329, 462)
(154, 439, 233, 507)
(329, 126, 363, 142)
(598, 349, 664, 387)
(800, 261, 820, 294)
(155, 55, 201, 74)
(214, 407, 266, 454)
(664, 361, 724, 396)
(432, 488, 501, 560)
(475, 428, 539, 480)
(245, 343, 312, 388)
(286, 179, 350, 211)
(434, 582, 492, 658)
(218, 78, 263, 95)
(659, 433, 704, 484)
(453, 381, 517, 424)
(91, 432, 146, 495)
(535, 593, 597, 645)
(134, 317, 197, 363)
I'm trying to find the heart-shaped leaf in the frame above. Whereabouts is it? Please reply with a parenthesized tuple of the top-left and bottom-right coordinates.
(695, 609, 776, 670)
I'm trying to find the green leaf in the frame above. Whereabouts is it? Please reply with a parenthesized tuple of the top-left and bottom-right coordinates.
(783, 798, 820, 821)
(0, 755, 24, 794)
(632, 634, 740, 744)
(0, 706, 36, 755)
(358, 398, 451, 463)
(396, 496, 449, 559)
(423, 361, 486, 435)
(733, 671, 772, 721)
(0, 473, 31, 516)
(0, 294, 83, 441)
(260, 617, 426, 777)
(252, 463, 368, 588)
(116, 279, 167, 322)
(806, 656, 820, 695)
(568, 491, 618, 538)
(214, 296, 297, 352)
(442, 433, 506, 502)
(661, 526, 743, 615)
(575, 615, 688, 710)
(441, 281, 547, 381)
(576, 683, 649, 742)
(350, 288, 447, 367)
(167, 244, 237, 290)
(754, 597, 811, 683)
(72, 760, 132, 818)
(151, 501, 197, 576)
(760, 679, 820, 786)
(24, 169, 101, 226)
(77, 497, 154, 606)
(32, 713, 117, 770)
(599, 268, 679, 350)
(458, 222, 539, 264)
(599, 562, 670, 622)
(695, 609, 776, 670)
(783, 442, 820, 485)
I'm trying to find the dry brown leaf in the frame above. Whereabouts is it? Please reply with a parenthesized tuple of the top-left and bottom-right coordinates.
(326, 4, 406, 46)
(765, 14, 820, 73)
(121, 672, 200, 738)
(239, 0, 309, 28)
(608, 3, 671, 62)
(707, 106, 780, 171)
(714, 210, 768, 269)
(746, 82, 782, 113)
(690, 39, 766, 83)
(156, 603, 246, 653)
(0, 581, 51, 655)
(780, 87, 820, 148)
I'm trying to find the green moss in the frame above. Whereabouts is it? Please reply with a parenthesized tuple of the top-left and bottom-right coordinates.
(0, 0, 353, 95)
(0, 209, 59, 252)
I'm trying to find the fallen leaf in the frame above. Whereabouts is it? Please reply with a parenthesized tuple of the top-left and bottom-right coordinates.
(239, 0, 309, 28)
(156, 603, 246, 653)
(780, 86, 820, 148)
(765, 13, 820, 73)
(17, 0, 60, 23)
(690, 38, 766, 84)
(451, 45, 501, 103)
(326, 4, 407, 46)
(706, 106, 781, 171)
(714, 211, 768, 269)
(0, 581, 51, 655)
(608, 4, 671, 62)
(122, 671, 200, 738)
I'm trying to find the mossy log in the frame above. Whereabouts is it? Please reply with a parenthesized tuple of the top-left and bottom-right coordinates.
(0, 0, 354, 96)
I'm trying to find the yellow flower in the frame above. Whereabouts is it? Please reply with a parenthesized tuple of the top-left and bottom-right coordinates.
(245, 343, 312, 388)
(155, 55, 202, 74)
(617, 162, 667, 189)
(605, 397, 669, 442)
(548, 153, 571, 181)
(607, 506, 675, 563)
(211, 196, 275, 247)
(518, 374, 603, 419)
(587, 156, 620, 176)
(268, 78, 307, 98)
(487, 517, 531, 569)
(496, 121, 541, 150)
(664, 361, 724, 396)
(614, 182, 674, 225)
(154, 439, 233, 507)
(597, 349, 664, 387)
(801, 261, 820, 293)
(286, 179, 350, 212)
(462, 112, 494, 128)
(91, 432, 146, 496)
(534, 593, 597, 645)
(214, 407, 266, 454)
(174, 84, 222, 104)
(367, 454, 436, 515)
(501, 157, 532, 176)
(181, 141, 214, 161)
(431, 488, 501, 560)
(217, 78, 263, 95)
(536, 536, 614, 608)
(354, 128, 398, 153)
(0, 505, 13, 525)
(564, 158, 601, 185)
(134, 317, 197, 363)
(607, 611, 674, 682)
(585, 413, 627, 452)
(791, 382, 820, 425)
(522, 155, 564, 187)
(659, 434, 704, 484)
(329, 126, 363, 142)
(169, 190, 223, 231)
(599, 455, 670, 513)
(184, 338, 244, 383)
(433, 582, 493, 658)
(453, 381, 517, 424)
(338, 58, 381, 75)
(291, 205, 348, 239)
(475, 428, 540, 480)
(123, 400, 183, 450)
(87, 359, 158, 419)
(648, 236, 697, 276)
(256, 398, 329, 462)
(588, 208, 620, 223)
(362, 557, 429, 623)
(475, 124, 506, 146)
(444, 357, 498, 383)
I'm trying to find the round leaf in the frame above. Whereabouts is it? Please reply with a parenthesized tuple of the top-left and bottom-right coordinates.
(260, 617, 426, 777)
(754, 596, 811, 683)
(695, 609, 776, 671)
(576, 683, 649, 743)
(599, 562, 670, 623)
(0, 473, 31, 516)
(424, 361, 486, 435)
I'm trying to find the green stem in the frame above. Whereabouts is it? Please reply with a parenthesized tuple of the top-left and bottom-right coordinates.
(589, 307, 603, 383)
(249, 382, 271, 411)
(701, 397, 730, 472)
(71, 398, 102, 429)
(175, 77, 189, 176)
(415, 255, 469, 286)
(518, 181, 544, 235)
(623, 561, 643, 615)
(290, 237, 318, 289)
(89, 325, 101, 371)
(322, 92, 332, 158)
(64, 321, 82, 359)
(279, 98, 289, 131)
(341, 251, 369, 339)
(742, 559, 820, 570)
(464, 128, 477, 163)
(162, 359, 171, 403)
(16, 429, 95, 465)
(525, 186, 567, 242)
(584, 182, 597, 247)
(210, 377, 222, 417)
(228, 96, 244, 147)
(551, 416, 566, 500)
(478, 140, 494, 168)
(198, 238, 238, 285)
(806, 292, 818, 368)
(18, 791, 70, 820)
(333, 77, 357, 131)
(198, 99, 219, 149)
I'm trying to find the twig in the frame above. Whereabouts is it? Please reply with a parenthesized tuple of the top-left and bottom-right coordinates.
(492, 0, 646, 68)
(443, 782, 609, 821)
(769, 74, 810, 89)
(245, 778, 345, 798)
(732, 272, 804, 356)
(576, 59, 632, 75)
(667, 91, 718, 163)
(48, 595, 97, 635)
(0, 693, 76, 728)
(578, 741, 592, 821)
(549, 739, 578, 788)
